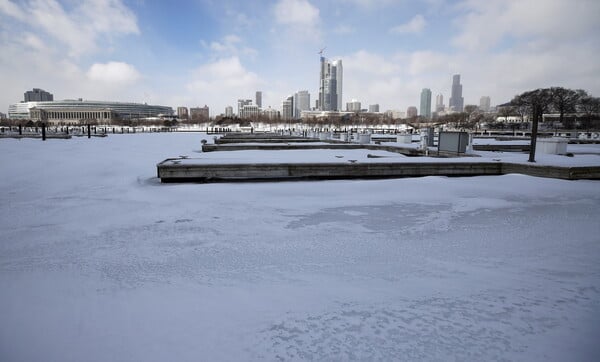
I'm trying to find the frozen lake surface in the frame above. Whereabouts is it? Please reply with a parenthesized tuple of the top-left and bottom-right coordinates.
(1, 133, 599, 361)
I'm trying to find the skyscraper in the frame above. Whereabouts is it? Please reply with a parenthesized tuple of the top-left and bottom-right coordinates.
(435, 94, 444, 112)
(335, 60, 343, 110)
(449, 74, 464, 112)
(318, 56, 343, 111)
(480, 96, 491, 112)
(293, 90, 310, 119)
(255, 91, 262, 109)
(282, 95, 294, 120)
(420, 88, 432, 119)
(225, 106, 233, 117)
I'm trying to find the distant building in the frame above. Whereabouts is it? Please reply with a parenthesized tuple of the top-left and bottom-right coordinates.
(263, 106, 279, 120)
(293, 90, 310, 119)
(282, 95, 294, 120)
(177, 107, 188, 120)
(449, 74, 464, 112)
(24, 88, 53, 102)
(239, 104, 260, 119)
(346, 99, 361, 112)
(435, 94, 444, 112)
(420, 88, 432, 119)
(318, 56, 343, 111)
(407, 106, 418, 118)
(9, 99, 173, 123)
(0, 112, 6, 120)
(255, 91, 262, 109)
(237, 99, 252, 116)
(384, 110, 405, 119)
(368, 104, 379, 113)
(225, 106, 233, 117)
(480, 96, 491, 112)
(190, 105, 209, 121)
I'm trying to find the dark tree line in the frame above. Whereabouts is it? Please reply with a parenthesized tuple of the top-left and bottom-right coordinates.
(509, 87, 600, 162)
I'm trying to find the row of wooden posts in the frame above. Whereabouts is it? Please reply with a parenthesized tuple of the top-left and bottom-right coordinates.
(0, 124, 177, 140)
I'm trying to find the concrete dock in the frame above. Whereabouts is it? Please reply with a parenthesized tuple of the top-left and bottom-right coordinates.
(156, 159, 600, 182)
(201, 143, 424, 156)
(158, 132, 600, 183)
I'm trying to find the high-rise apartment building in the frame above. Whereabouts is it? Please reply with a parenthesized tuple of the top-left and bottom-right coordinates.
(237, 99, 252, 116)
(177, 107, 189, 120)
(480, 96, 491, 112)
(282, 95, 294, 120)
(225, 106, 233, 117)
(255, 91, 262, 109)
(449, 74, 464, 112)
(420, 88, 432, 119)
(369, 104, 380, 113)
(24, 88, 53, 102)
(407, 106, 418, 118)
(435, 94, 444, 112)
(239, 104, 260, 119)
(190, 105, 209, 121)
(318, 56, 343, 111)
(293, 90, 310, 119)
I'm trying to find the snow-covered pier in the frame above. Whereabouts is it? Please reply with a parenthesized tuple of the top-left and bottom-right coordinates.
(157, 157, 600, 182)
(158, 132, 600, 182)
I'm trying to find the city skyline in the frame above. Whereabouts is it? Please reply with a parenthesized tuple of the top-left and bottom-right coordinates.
(1, 0, 599, 116)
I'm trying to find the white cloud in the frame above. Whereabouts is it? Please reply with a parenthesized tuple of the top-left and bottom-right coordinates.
(406, 51, 453, 76)
(186, 57, 262, 114)
(452, 0, 600, 51)
(274, 0, 320, 26)
(390, 14, 426, 34)
(87, 62, 141, 84)
(343, 50, 401, 76)
(0, 0, 25, 20)
(208, 34, 258, 59)
(271, 0, 322, 46)
(1, 0, 139, 57)
(336, 0, 395, 7)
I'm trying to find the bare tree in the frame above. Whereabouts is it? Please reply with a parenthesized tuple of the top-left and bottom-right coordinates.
(511, 88, 553, 162)
(578, 94, 600, 131)
(550, 87, 584, 128)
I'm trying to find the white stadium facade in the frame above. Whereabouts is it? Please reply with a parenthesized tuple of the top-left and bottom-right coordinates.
(8, 99, 173, 124)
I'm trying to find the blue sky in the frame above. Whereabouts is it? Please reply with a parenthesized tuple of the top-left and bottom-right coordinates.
(1, 0, 599, 115)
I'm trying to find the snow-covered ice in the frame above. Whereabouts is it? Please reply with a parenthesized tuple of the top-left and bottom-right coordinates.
(1, 133, 599, 361)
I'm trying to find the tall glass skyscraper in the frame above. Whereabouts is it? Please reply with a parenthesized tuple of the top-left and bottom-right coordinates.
(318, 57, 343, 111)
(420, 88, 432, 119)
(449, 74, 464, 112)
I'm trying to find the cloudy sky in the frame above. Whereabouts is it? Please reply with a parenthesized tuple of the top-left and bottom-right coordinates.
(1, 0, 599, 115)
